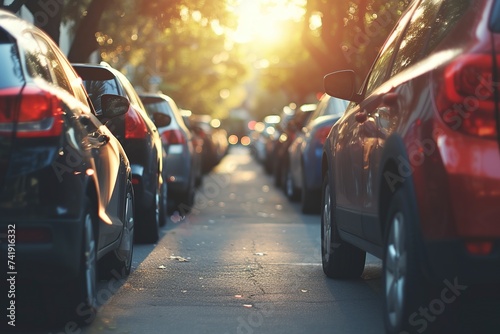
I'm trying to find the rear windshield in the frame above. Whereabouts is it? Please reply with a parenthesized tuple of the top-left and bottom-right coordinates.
(142, 100, 173, 117)
(0, 44, 24, 89)
(82, 78, 120, 112)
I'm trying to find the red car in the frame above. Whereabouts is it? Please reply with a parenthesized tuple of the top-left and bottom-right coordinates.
(321, 0, 500, 333)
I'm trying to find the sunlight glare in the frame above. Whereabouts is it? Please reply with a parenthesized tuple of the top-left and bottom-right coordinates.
(228, 0, 306, 44)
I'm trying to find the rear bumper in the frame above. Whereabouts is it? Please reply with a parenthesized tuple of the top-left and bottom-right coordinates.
(423, 239, 500, 285)
(131, 164, 154, 209)
(0, 217, 82, 283)
(165, 147, 192, 193)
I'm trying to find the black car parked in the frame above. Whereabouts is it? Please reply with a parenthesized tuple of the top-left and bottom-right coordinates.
(0, 11, 134, 326)
(73, 64, 171, 242)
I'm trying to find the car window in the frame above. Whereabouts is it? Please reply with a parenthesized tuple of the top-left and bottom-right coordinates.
(490, 0, 500, 31)
(308, 96, 328, 121)
(115, 71, 146, 110)
(0, 43, 23, 89)
(22, 32, 52, 83)
(324, 97, 348, 117)
(390, 0, 442, 76)
(83, 78, 120, 112)
(364, 3, 417, 96)
(32, 33, 73, 94)
(365, 3, 414, 95)
(46, 40, 91, 106)
(425, 0, 472, 53)
(143, 100, 172, 115)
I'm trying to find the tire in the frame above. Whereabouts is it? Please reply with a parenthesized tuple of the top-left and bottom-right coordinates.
(99, 181, 135, 279)
(70, 199, 98, 325)
(321, 174, 365, 279)
(383, 188, 430, 334)
(137, 179, 160, 243)
(285, 166, 300, 201)
(159, 181, 168, 227)
(301, 167, 320, 214)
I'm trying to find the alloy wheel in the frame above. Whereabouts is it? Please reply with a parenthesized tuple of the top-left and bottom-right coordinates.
(385, 212, 407, 329)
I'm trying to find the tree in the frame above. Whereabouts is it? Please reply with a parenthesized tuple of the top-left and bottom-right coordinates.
(1, 0, 63, 44)
(301, 0, 411, 85)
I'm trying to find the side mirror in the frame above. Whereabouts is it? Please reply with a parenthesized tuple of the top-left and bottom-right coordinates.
(152, 112, 171, 128)
(101, 94, 130, 119)
(324, 70, 361, 103)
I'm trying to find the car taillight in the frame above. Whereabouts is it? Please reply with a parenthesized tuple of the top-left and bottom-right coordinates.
(161, 129, 186, 144)
(436, 54, 498, 138)
(465, 240, 493, 256)
(125, 108, 149, 139)
(314, 125, 332, 145)
(0, 86, 63, 138)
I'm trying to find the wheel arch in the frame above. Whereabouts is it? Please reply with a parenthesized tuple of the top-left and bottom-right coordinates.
(377, 134, 418, 239)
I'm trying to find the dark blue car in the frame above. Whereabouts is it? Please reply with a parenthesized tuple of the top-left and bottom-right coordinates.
(285, 95, 347, 213)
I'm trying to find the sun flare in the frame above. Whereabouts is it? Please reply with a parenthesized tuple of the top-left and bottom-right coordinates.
(228, 0, 306, 44)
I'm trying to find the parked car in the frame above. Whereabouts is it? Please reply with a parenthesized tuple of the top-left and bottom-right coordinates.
(180, 108, 204, 186)
(273, 103, 316, 189)
(321, 0, 500, 333)
(0, 11, 134, 326)
(73, 64, 171, 242)
(285, 95, 347, 213)
(139, 93, 199, 214)
(190, 114, 228, 173)
(251, 115, 280, 173)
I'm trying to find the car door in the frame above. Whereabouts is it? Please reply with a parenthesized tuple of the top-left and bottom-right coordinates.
(333, 2, 414, 244)
(359, 0, 458, 245)
(42, 35, 126, 246)
(330, 101, 364, 236)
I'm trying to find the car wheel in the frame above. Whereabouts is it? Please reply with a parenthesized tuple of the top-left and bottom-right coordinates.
(71, 199, 98, 325)
(321, 174, 365, 278)
(159, 180, 168, 227)
(383, 188, 429, 334)
(99, 181, 135, 278)
(285, 167, 300, 201)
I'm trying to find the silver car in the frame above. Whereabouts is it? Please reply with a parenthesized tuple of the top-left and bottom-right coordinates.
(139, 93, 198, 216)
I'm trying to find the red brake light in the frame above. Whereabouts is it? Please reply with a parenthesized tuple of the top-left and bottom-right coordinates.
(125, 108, 149, 139)
(0, 86, 63, 138)
(314, 125, 332, 145)
(161, 129, 186, 144)
(465, 240, 493, 256)
(436, 54, 497, 138)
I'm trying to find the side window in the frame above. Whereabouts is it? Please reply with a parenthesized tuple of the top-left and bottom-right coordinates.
(22, 32, 52, 83)
(117, 71, 146, 110)
(365, 5, 416, 95)
(307, 95, 328, 121)
(425, 0, 472, 54)
(49, 44, 90, 106)
(32, 33, 73, 94)
(390, 0, 442, 77)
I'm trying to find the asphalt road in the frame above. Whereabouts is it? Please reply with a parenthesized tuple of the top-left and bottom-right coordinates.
(81, 146, 385, 334)
(22, 146, 386, 334)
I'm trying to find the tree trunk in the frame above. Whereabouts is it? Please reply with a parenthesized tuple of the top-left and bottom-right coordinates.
(67, 0, 112, 63)
(25, 0, 63, 45)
